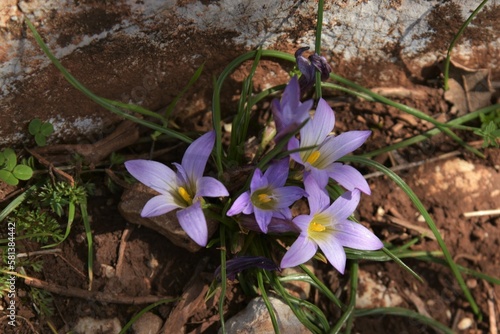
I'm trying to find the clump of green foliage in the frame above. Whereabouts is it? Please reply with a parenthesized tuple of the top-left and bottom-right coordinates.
(475, 109, 500, 148)
(1, 179, 90, 320)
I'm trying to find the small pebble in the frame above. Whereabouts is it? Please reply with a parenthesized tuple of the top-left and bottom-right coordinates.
(73, 317, 121, 334)
(101, 264, 116, 278)
(457, 317, 473, 330)
(471, 228, 486, 241)
(355, 115, 366, 124)
(466, 278, 477, 289)
(132, 312, 163, 334)
(376, 206, 385, 221)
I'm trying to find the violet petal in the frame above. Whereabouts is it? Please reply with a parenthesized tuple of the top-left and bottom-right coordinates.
(334, 221, 383, 250)
(176, 201, 208, 247)
(280, 235, 317, 268)
(327, 163, 371, 195)
(181, 131, 215, 183)
(141, 194, 181, 217)
(125, 160, 177, 195)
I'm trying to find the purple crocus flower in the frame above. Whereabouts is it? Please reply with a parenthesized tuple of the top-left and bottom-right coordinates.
(271, 76, 313, 142)
(288, 98, 372, 194)
(295, 46, 332, 93)
(226, 158, 306, 233)
(124, 131, 229, 247)
(280, 176, 383, 274)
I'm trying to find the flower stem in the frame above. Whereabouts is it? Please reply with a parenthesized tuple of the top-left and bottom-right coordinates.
(315, 0, 325, 99)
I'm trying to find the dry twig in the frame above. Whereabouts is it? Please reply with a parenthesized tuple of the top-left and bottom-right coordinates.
(160, 258, 210, 333)
(24, 276, 171, 305)
(463, 209, 500, 218)
(115, 225, 134, 278)
(364, 151, 461, 179)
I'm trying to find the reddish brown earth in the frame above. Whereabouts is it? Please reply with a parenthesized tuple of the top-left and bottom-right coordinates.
(1, 58, 499, 334)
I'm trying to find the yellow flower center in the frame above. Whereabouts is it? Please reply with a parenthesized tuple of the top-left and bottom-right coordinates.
(306, 150, 321, 165)
(309, 221, 326, 233)
(257, 193, 272, 203)
(178, 186, 192, 204)
(251, 189, 276, 210)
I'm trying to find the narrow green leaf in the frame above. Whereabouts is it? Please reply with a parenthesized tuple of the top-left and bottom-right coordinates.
(43, 201, 75, 249)
(119, 298, 177, 334)
(354, 307, 454, 334)
(257, 271, 280, 334)
(443, 0, 489, 91)
(314, 0, 325, 99)
(25, 18, 192, 145)
(299, 264, 343, 309)
(163, 63, 204, 120)
(329, 262, 358, 334)
(382, 247, 422, 282)
(341, 155, 481, 319)
(0, 184, 37, 222)
(80, 200, 94, 290)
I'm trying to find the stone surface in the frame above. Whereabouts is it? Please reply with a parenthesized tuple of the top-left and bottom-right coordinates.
(1, 0, 498, 146)
(280, 264, 313, 299)
(73, 316, 121, 334)
(356, 269, 404, 308)
(411, 158, 500, 211)
(131, 312, 164, 334)
(221, 296, 309, 334)
(118, 183, 218, 253)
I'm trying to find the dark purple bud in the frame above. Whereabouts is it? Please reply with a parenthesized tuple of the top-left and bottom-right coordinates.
(294, 47, 332, 93)
(309, 54, 332, 81)
(214, 256, 281, 281)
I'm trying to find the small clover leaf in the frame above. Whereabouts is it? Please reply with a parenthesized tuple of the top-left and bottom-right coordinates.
(13, 164, 34, 181)
(0, 169, 18, 185)
(28, 118, 42, 134)
(0, 148, 34, 185)
(29, 118, 54, 147)
(3, 148, 18, 171)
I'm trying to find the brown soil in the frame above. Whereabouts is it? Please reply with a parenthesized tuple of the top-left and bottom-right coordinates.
(1, 61, 499, 334)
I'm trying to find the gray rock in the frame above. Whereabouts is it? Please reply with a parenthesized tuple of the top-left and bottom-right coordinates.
(73, 317, 121, 334)
(221, 296, 309, 334)
(118, 183, 218, 253)
(1, 1, 498, 147)
(132, 312, 164, 334)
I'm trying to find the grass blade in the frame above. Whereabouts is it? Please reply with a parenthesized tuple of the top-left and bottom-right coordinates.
(443, 0, 490, 90)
